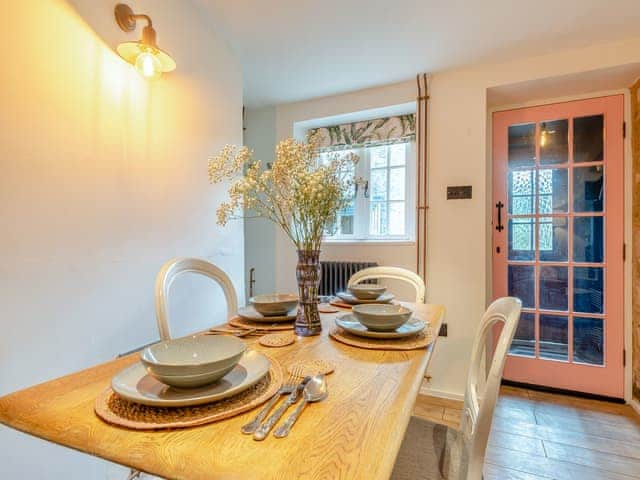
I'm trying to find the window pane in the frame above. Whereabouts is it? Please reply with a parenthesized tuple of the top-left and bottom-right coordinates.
(389, 202, 405, 235)
(574, 317, 604, 365)
(539, 266, 568, 311)
(538, 217, 568, 262)
(573, 216, 604, 263)
(540, 315, 568, 361)
(509, 170, 535, 215)
(509, 217, 534, 261)
(509, 123, 536, 168)
(574, 166, 604, 212)
(370, 169, 387, 201)
(509, 312, 535, 357)
(574, 115, 604, 164)
(540, 119, 568, 165)
(574, 267, 604, 314)
(369, 202, 388, 235)
(370, 146, 387, 168)
(538, 169, 568, 213)
(389, 167, 405, 201)
(509, 265, 535, 308)
(389, 143, 406, 166)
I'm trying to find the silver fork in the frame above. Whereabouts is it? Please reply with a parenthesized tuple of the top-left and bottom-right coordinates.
(241, 367, 299, 434)
(253, 368, 305, 441)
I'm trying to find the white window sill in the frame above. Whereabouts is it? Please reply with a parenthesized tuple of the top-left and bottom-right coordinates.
(323, 239, 416, 246)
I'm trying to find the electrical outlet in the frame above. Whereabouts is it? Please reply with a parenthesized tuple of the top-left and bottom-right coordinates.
(447, 185, 472, 200)
(439, 323, 448, 337)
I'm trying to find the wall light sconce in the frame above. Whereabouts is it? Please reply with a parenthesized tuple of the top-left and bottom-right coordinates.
(114, 3, 176, 79)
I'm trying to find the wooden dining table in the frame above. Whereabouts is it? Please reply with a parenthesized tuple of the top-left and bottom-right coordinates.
(0, 302, 443, 480)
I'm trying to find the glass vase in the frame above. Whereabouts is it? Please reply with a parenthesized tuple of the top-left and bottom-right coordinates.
(294, 249, 322, 336)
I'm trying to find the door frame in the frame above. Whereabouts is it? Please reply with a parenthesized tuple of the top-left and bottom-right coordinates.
(487, 89, 633, 401)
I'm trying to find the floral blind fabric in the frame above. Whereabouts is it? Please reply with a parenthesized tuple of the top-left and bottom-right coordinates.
(307, 114, 415, 151)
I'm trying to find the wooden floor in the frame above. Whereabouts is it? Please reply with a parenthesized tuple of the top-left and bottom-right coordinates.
(414, 386, 640, 479)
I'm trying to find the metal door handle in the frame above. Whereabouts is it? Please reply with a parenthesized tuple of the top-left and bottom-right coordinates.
(495, 201, 504, 232)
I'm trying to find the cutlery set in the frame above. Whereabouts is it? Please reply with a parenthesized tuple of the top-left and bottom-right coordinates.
(242, 368, 328, 440)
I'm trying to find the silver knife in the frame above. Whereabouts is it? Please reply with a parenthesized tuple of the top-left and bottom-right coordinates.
(253, 377, 309, 441)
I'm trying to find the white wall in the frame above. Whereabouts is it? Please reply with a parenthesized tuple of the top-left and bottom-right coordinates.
(243, 107, 278, 297)
(0, 0, 243, 477)
(262, 35, 640, 400)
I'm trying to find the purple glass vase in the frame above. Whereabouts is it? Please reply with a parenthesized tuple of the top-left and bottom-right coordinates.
(294, 249, 322, 336)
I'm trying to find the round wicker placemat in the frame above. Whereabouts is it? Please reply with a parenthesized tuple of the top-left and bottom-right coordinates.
(329, 300, 353, 309)
(259, 332, 296, 348)
(287, 359, 335, 377)
(329, 326, 434, 351)
(94, 358, 283, 430)
(318, 303, 340, 313)
(228, 316, 294, 331)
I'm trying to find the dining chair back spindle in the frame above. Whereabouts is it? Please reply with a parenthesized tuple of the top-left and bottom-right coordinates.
(347, 266, 426, 303)
(392, 296, 522, 480)
(155, 257, 239, 341)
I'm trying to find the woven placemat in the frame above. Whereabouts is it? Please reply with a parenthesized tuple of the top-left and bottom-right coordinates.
(228, 315, 294, 331)
(259, 332, 296, 348)
(287, 359, 335, 377)
(329, 326, 434, 351)
(329, 299, 353, 309)
(94, 359, 283, 430)
(318, 303, 340, 313)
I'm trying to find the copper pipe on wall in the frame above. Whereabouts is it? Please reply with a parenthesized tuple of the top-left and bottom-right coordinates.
(416, 74, 430, 284)
(416, 75, 423, 276)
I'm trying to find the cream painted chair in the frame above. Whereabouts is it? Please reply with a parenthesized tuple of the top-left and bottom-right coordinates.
(391, 297, 522, 480)
(155, 257, 239, 341)
(347, 266, 426, 303)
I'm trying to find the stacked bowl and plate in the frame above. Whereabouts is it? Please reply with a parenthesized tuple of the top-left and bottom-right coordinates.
(334, 285, 426, 339)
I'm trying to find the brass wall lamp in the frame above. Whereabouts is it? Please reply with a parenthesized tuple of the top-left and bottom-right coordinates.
(114, 3, 176, 79)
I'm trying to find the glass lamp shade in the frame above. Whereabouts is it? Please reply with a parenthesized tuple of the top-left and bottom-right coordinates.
(116, 42, 176, 78)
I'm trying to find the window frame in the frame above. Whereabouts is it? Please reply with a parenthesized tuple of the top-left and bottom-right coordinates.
(323, 141, 416, 244)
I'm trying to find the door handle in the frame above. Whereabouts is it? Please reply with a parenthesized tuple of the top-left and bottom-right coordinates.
(495, 201, 505, 232)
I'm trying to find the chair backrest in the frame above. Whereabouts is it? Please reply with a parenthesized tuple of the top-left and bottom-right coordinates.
(456, 297, 522, 480)
(155, 257, 239, 340)
(347, 266, 426, 303)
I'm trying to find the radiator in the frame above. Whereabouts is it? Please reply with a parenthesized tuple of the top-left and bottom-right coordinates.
(319, 261, 378, 297)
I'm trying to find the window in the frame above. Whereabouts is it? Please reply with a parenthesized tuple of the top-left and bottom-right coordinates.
(321, 141, 416, 242)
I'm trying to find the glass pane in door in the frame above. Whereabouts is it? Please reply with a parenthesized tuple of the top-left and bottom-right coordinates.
(574, 166, 604, 212)
(574, 115, 604, 163)
(539, 315, 568, 361)
(509, 312, 535, 357)
(573, 317, 604, 365)
(540, 119, 568, 165)
(508, 123, 536, 168)
(539, 266, 568, 311)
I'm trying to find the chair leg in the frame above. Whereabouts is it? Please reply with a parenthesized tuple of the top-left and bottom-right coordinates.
(126, 469, 142, 480)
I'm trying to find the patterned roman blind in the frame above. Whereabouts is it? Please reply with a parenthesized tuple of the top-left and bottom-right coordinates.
(307, 114, 415, 152)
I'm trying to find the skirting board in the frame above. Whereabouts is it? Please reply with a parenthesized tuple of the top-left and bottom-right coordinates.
(419, 385, 464, 402)
(630, 398, 640, 417)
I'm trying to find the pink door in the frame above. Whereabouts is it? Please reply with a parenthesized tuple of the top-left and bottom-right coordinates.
(492, 95, 624, 398)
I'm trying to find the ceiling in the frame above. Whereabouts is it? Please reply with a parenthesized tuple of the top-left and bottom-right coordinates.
(194, 0, 640, 108)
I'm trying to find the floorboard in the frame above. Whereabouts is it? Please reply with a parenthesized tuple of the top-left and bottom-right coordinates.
(413, 386, 640, 479)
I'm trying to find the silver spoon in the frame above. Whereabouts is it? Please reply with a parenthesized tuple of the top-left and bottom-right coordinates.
(273, 375, 328, 438)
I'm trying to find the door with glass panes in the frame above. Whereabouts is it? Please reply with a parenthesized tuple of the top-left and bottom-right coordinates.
(492, 95, 624, 398)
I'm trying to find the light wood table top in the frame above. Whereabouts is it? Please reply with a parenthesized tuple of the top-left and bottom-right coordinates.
(0, 303, 443, 480)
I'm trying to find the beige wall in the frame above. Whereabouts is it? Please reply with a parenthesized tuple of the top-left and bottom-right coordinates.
(0, 0, 243, 477)
(269, 35, 640, 400)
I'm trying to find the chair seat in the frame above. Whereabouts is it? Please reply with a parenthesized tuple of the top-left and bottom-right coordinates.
(391, 416, 465, 480)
